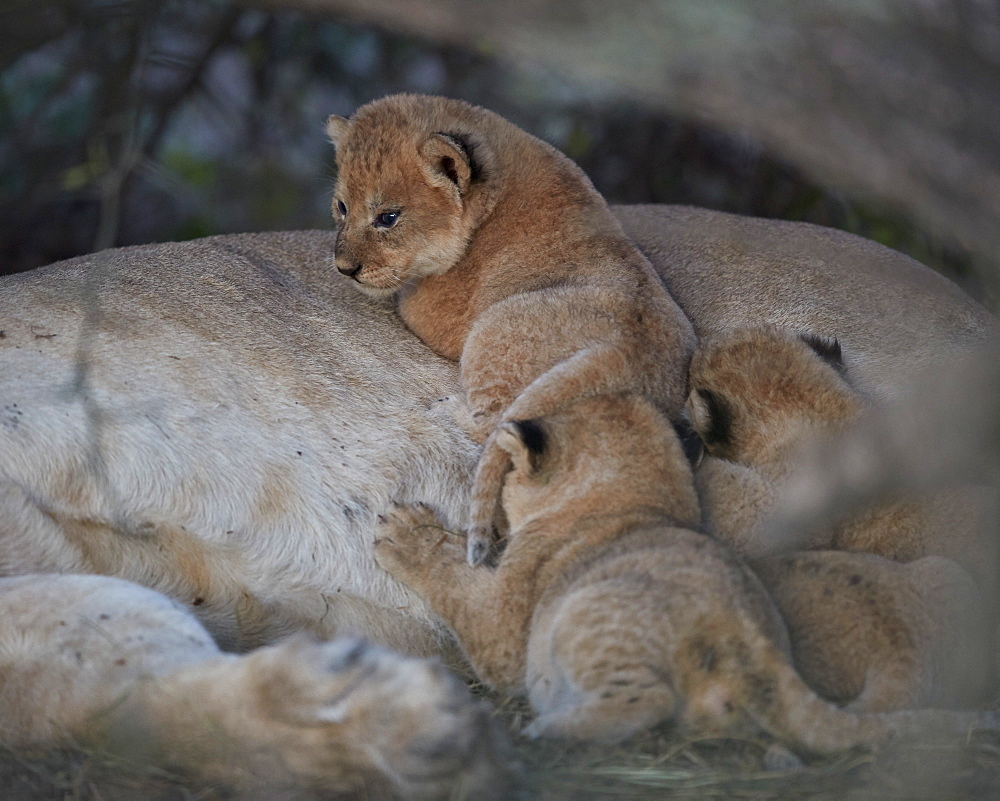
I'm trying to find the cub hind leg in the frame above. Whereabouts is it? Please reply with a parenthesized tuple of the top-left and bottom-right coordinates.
(524, 579, 679, 744)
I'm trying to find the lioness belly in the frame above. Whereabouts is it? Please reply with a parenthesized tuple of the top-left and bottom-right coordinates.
(0, 209, 992, 653)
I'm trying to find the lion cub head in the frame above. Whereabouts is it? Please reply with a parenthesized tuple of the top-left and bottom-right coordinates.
(684, 326, 864, 553)
(496, 394, 703, 533)
(687, 326, 862, 468)
(326, 95, 497, 295)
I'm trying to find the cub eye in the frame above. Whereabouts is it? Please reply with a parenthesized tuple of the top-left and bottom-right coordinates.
(374, 211, 400, 229)
(337, 200, 347, 216)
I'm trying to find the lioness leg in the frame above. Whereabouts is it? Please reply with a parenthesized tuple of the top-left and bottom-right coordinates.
(0, 574, 512, 800)
(124, 634, 511, 799)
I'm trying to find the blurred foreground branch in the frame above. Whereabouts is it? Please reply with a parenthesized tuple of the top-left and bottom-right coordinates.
(248, 0, 1000, 288)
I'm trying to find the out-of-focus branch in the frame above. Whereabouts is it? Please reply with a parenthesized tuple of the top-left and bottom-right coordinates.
(0, 0, 71, 72)
(242, 0, 1000, 286)
(90, 5, 241, 251)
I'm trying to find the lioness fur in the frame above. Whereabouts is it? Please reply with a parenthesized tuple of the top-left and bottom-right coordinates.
(0, 574, 512, 800)
(375, 394, 992, 751)
(327, 94, 695, 564)
(686, 326, 997, 590)
(619, 205, 993, 405)
(0, 207, 993, 784)
(0, 232, 477, 657)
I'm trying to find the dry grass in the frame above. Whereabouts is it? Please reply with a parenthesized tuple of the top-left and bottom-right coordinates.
(3, 690, 999, 801)
(513, 726, 1000, 800)
(483, 688, 1000, 800)
(0, 746, 222, 801)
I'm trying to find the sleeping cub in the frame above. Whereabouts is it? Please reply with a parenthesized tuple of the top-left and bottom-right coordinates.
(756, 550, 990, 711)
(686, 326, 996, 589)
(327, 94, 694, 564)
(374, 394, 990, 753)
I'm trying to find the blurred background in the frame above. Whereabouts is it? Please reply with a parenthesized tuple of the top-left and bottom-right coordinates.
(2, 0, 997, 304)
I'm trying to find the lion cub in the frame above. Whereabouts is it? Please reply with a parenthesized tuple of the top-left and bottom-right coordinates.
(686, 326, 995, 586)
(375, 394, 989, 752)
(327, 94, 694, 564)
(686, 327, 995, 708)
(756, 550, 990, 711)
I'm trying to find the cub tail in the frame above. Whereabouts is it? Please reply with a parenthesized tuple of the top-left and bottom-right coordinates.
(744, 638, 991, 757)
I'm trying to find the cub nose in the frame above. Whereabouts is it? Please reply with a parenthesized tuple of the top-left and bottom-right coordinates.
(338, 262, 363, 278)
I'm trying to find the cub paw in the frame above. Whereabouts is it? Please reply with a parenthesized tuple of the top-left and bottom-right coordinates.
(374, 503, 463, 583)
(466, 525, 494, 566)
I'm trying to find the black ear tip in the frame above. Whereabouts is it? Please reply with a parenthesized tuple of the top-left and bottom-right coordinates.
(695, 387, 732, 449)
(673, 419, 705, 467)
(512, 418, 546, 457)
(800, 332, 845, 376)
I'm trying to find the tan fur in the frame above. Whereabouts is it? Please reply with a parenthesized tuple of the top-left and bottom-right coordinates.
(686, 327, 996, 707)
(0, 574, 512, 799)
(375, 394, 992, 753)
(686, 326, 997, 590)
(759, 341, 1000, 659)
(0, 208, 993, 783)
(328, 95, 695, 563)
(764, 339, 1000, 553)
(753, 551, 990, 711)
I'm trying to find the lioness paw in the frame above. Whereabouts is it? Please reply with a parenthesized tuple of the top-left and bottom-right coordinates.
(374, 503, 463, 581)
(246, 634, 515, 799)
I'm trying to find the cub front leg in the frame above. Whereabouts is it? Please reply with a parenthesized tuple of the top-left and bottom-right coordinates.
(374, 502, 470, 588)
(466, 430, 511, 565)
(375, 503, 530, 691)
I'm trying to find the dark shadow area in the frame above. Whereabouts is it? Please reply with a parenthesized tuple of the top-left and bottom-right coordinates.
(0, 0, 980, 298)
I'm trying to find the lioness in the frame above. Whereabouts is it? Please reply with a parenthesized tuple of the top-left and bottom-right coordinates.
(327, 94, 695, 564)
(620, 205, 993, 404)
(0, 206, 992, 785)
(0, 574, 510, 800)
(374, 394, 992, 751)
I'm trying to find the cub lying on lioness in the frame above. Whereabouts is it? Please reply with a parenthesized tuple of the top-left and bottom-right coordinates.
(686, 326, 997, 589)
(327, 94, 695, 564)
(374, 394, 991, 752)
(756, 550, 990, 711)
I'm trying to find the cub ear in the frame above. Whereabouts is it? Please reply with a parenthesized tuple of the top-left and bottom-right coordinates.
(496, 419, 547, 474)
(686, 388, 732, 452)
(326, 115, 351, 149)
(800, 332, 846, 377)
(419, 132, 476, 195)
